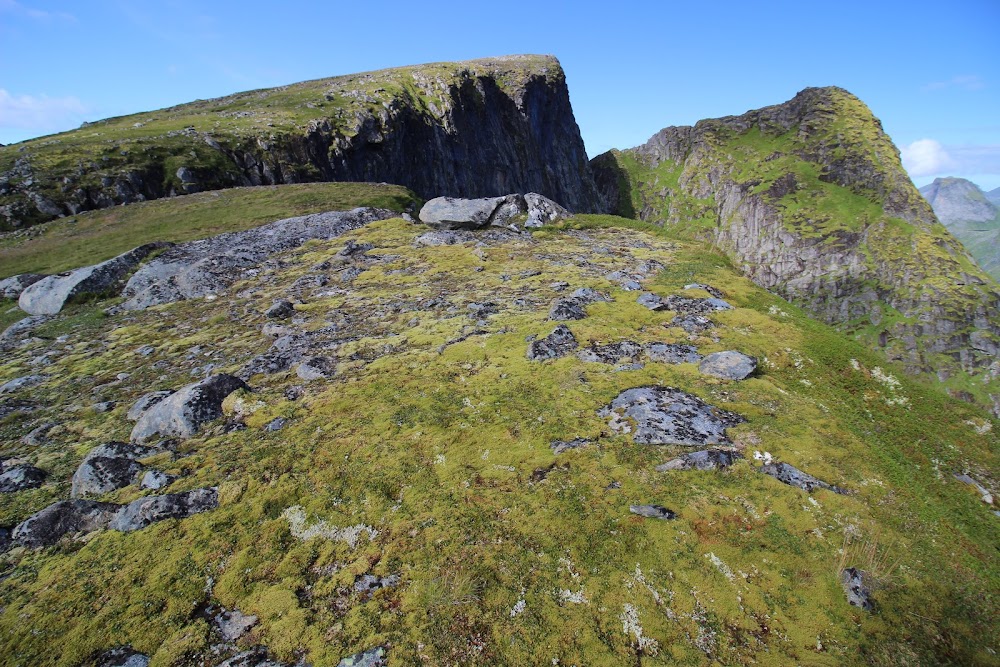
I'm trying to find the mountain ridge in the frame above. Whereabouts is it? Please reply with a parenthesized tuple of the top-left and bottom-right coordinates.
(919, 176, 1000, 281)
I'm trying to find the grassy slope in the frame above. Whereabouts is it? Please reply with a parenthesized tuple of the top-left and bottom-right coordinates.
(0, 214, 995, 666)
(0, 182, 418, 278)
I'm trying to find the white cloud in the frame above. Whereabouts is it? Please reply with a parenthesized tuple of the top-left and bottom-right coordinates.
(922, 75, 986, 92)
(900, 139, 957, 177)
(0, 89, 88, 133)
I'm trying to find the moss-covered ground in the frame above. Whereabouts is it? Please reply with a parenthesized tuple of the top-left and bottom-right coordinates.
(0, 213, 996, 666)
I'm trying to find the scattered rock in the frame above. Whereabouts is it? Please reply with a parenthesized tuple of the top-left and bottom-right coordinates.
(126, 390, 175, 422)
(671, 314, 715, 334)
(644, 343, 702, 364)
(699, 351, 758, 380)
(548, 288, 610, 321)
(759, 462, 846, 494)
(655, 449, 742, 472)
(21, 422, 55, 446)
(71, 442, 158, 498)
(683, 283, 724, 298)
(599, 386, 746, 446)
(526, 325, 578, 360)
(18, 243, 169, 315)
(415, 230, 460, 246)
(551, 438, 591, 454)
(108, 487, 218, 532)
(953, 473, 994, 505)
(629, 504, 677, 520)
(0, 374, 46, 394)
(215, 647, 286, 667)
(139, 469, 176, 491)
(353, 573, 401, 598)
(0, 463, 46, 492)
(265, 300, 295, 319)
(265, 417, 286, 432)
(578, 340, 643, 364)
(0, 273, 46, 299)
(13, 499, 121, 547)
(337, 646, 388, 667)
(637, 292, 668, 311)
(1, 315, 52, 346)
(296, 355, 335, 380)
(524, 192, 570, 228)
(213, 607, 260, 642)
(90, 646, 151, 667)
(841, 567, 874, 611)
(93, 400, 117, 413)
(131, 375, 249, 442)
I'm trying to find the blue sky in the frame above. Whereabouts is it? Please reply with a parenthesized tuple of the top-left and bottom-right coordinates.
(2, 0, 999, 190)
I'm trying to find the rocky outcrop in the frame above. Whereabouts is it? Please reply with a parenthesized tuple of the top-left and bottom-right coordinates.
(120, 208, 396, 310)
(0, 273, 46, 299)
(108, 487, 218, 532)
(0, 463, 46, 492)
(418, 192, 569, 230)
(592, 87, 1000, 384)
(759, 461, 846, 494)
(130, 374, 248, 442)
(526, 325, 578, 360)
(71, 442, 158, 498)
(18, 243, 169, 315)
(599, 386, 746, 446)
(698, 351, 757, 380)
(0, 55, 601, 230)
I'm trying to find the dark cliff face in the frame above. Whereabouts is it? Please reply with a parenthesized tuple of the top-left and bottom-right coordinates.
(592, 87, 1000, 397)
(0, 55, 601, 228)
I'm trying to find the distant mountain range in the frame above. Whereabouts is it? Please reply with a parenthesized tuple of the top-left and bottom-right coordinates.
(919, 177, 1000, 281)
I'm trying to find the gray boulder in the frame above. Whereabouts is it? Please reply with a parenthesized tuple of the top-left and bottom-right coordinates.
(126, 390, 175, 422)
(91, 646, 151, 667)
(108, 487, 218, 532)
(759, 462, 846, 494)
(139, 469, 176, 491)
(0, 374, 46, 394)
(655, 449, 742, 472)
(120, 208, 396, 310)
(419, 194, 524, 229)
(13, 499, 120, 547)
(265, 300, 295, 319)
(337, 646, 388, 667)
(131, 374, 248, 442)
(0, 463, 46, 492)
(71, 442, 157, 498)
(1, 315, 51, 346)
(548, 287, 611, 321)
(551, 438, 591, 454)
(841, 567, 874, 611)
(629, 504, 677, 520)
(213, 607, 259, 641)
(527, 325, 578, 360)
(637, 292, 668, 311)
(644, 343, 702, 364)
(18, 243, 168, 315)
(415, 230, 461, 246)
(524, 192, 570, 228)
(0, 273, 46, 299)
(699, 351, 758, 380)
(599, 386, 746, 446)
(578, 340, 643, 364)
(296, 356, 335, 380)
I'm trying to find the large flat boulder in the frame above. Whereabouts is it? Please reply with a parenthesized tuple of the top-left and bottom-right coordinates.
(71, 442, 159, 498)
(599, 386, 746, 446)
(0, 463, 46, 492)
(419, 193, 569, 230)
(108, 487, 218, 532)
(120, 208, 397, 310)
(18, 243, 169, 315)
(12, 499, 121, 547)
(131, 374, 248, 442)
(0, 273, 46, 299)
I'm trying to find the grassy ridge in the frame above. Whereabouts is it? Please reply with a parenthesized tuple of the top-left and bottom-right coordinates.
(0, 182, 418, 278)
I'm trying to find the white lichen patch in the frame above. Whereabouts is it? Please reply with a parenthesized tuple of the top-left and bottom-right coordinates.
(510, 598, 526, 618)
(558, 588, 588, 605)
(706, 552, 734, 581)
(621, 603, 659, 654)
(965, 418, 993, 435)
(282, 506, 378, 547)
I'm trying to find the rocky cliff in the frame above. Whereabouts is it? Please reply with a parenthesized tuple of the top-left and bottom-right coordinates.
(0, 55, 601, 229)
(919, 177, 1000, 281)
(591, 87, 1000, 397)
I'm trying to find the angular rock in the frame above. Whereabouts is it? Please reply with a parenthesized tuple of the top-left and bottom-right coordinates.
(419, 194, 525, 229)
(637, 292, 668, 311)
(551, 438, 591, 454)
(131, 374, 249, 442)
(0, 374, 46, 394)
(0, 315, 51, 346)
(548, 287, 610, 321)
(759, 461, 846, 494)
(577, 340, 642, 364)
(337, 646, 388, 667)
(0, 463, 46, 492)
(108, 487, 218, 532)
(120, 208, 397, 310)
(629, 504, 677, 520)
(952, 473, 994, 506)
(215, 647, 286, 667)
(265, 417, 286, 432)
(699, 351, 758, 380)
(265, 300, 295, 319)
(139, 469, 176, 491)
(91, 646, 151, 667)
(841, 567, 874, 611)
(353, 573, 401, 597)
(93, 400, 117, 413)
(683, 283, 724, 298)
(13, 499, 121, 547)
(296, 355, 335, 380)
(21, 422, 55, 446)
(655, 449, 742, 472)
(213, 607, 259, 642)
(18, 243, 169, 315)
(126, 390, 175, 422)
(524, 192, 570, 228)
(526, 325, 578, 360)
(599, 386, 746, 446)
(644, 342, 702, 364)
(415, 230, 461, 246)
(71, 442, 158, 498)
(0, 273, 46, 299)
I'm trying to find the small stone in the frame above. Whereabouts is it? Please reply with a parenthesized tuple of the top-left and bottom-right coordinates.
(699, 351, 758, 380)
(527, 325, 578, 361)
(91, 646, 151, 667)
(265, 300, 295, 319)
(759, 461, 846, 494)
(265, 417, 286, 432)
(551, 438, 590, 454)
(637, 292, 667, 310)
(139, 469, 176, 491)
(296, 356, 335, 381)
(337, 646, 388, 667)
(0, 374, 46, 395)
(93, 401, 117, 413)
(656, 449, 742, 472)
(629, 504, 676, 520)
(213, 607, 259, 641)
(0, 464, 46, 492)
(841, 567, 874, 611)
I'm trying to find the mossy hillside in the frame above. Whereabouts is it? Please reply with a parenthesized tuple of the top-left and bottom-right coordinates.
(0, 55, 563, 230)
(0, 216, 996, 666)
(0, 182, 418, 278)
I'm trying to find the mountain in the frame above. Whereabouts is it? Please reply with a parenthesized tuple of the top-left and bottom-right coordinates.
(919, 177, 1000, 281)
(590, 87, 1000, 399)
(0, 55, 600, 230)
(987, 186, 1000, 206)
(0, 189, 996, 666)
